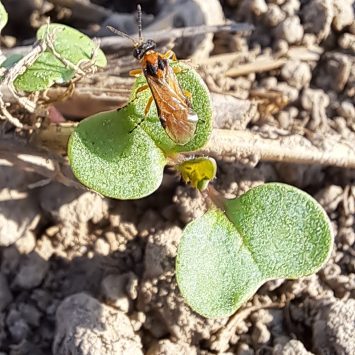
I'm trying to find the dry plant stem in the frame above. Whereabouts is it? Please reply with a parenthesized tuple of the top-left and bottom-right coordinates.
(1, 123, 355, 190)
(2, 22, 253, 58)
(48, 0, 112, 22)
(0, 133, 83, 189)
(46, 36, 85, 77)
(0, 39, 48, 128)
(226, 57, 287, 77)
(210, 301, 286, 352)
(203, 129, 355, 168)
(100, 22, 254, 52)
(224, 46, 323, 78)
(0, 26, 99, 129)
(0, 39, 48, 111)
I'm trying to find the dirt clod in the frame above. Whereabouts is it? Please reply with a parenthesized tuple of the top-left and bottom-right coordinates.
(274, 16, 304, 44)
(313, 298, 355, 354)
(13, 252, 48, 289)
(53, 293, 143, 355)
(0, 274, 12, 312)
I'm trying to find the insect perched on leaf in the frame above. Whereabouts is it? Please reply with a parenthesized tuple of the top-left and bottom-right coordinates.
(107, 5, 198, 145)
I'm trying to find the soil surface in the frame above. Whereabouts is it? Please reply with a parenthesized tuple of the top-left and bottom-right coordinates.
(0, 0, 354, 354)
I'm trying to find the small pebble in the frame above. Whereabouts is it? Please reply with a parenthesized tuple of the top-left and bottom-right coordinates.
(333, 0, 354, 31)
(101, 272, 138, 312)
(337, 101, 355, 121)
(18, 303, 42, 327)
(14, 230, 36, 255)
(281, 60, 312, 89)
(264, 4, 285, 27)
(281, 0, 300, 16)
(94, 238, 110, 256)
(275, 16, 304, 44)
(6, 309, 30, 343)
(53, 293, 143, 354)
(14, 252, 49, 289)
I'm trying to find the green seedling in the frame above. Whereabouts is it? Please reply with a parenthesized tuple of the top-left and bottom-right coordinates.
(68, 44, 332, 319)
(68, 62, 213, 199)
(0, 1, 8, 33)
(9, 23, 106, 92)
(176, 183, 333, 318)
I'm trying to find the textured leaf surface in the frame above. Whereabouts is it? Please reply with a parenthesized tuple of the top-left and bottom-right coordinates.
(131, 62, 212, 154)
(0, 2, 8, 32)
(68, 106, 166, 199)
(176, 183, 333, 318)
(14, 24, 106, 92)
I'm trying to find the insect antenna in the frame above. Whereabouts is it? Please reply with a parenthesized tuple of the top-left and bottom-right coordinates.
(106, 26, 138, 46)
(137, 4, 143, 43)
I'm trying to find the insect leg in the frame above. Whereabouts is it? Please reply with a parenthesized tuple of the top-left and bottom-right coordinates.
(161, 49, 177, 61)
(172, 66, 189, 75)
(144, 95, 154, 115)
(131, 84, 149, 101)
(183, 90, 192, 99)
(129, 68, 143, 77)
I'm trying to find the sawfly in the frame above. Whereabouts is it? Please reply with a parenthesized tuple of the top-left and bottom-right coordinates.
(107, 5, 198, 145)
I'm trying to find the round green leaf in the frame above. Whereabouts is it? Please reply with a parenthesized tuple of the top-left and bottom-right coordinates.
(224, 183, 333, 278)
(176, 208, 263, 318)
(131, 62, 212, 154)
(0, 2, 8, 32)
(14, 24, 106, 92)
(68, 106, 166, 199)
(176, 183, 333, 318)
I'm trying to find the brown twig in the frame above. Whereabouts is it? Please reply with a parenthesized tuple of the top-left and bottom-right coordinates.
(202, 129, 355, 168)
(100, 22, 254, 53)
(225, 57, 287, 77)
(0, 132, 83, 189)
(0, 124, 354, 192)
(0, 38, 47, 127)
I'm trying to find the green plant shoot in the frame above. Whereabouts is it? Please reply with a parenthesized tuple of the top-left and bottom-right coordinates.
(176, 183, 333, 318)
(68, 62, 213, 199)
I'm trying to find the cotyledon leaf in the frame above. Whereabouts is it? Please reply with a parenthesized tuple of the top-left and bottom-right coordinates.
(0, 1, 8, 33)
(176, 183, 333, 318)
(68, 105, 166, 199)
(14, 23, 106, 92)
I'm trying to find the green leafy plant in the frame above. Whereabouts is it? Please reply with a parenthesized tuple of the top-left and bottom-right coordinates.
(1, 22, 106, 93)
(176, 183, 333, 318)
(68, 62, 213, 198)
(0, 1, 8, 33)
(68, 56, 333, 318)
(14, 24, 106, 92)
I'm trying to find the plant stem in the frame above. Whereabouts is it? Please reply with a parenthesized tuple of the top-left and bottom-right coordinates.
(202, 129, 355, 168)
